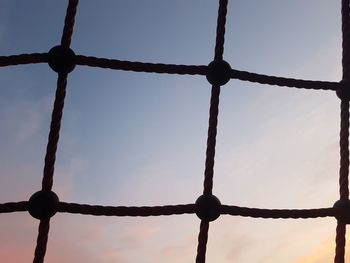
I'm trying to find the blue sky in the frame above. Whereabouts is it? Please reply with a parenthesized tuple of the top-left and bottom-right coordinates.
(0, 1, 346, 262)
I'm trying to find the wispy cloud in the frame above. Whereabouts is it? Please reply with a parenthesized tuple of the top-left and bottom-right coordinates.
(0, 96, 51, 144)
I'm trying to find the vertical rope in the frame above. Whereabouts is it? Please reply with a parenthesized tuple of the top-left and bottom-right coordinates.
(203, 86, 220, 195)
(33, 219, 50, 263)
(42, 74, 68, 191)
(196, 221, 209, 263)
(335, 223, 347, 263)
(61, 0, 79, 49)
(203, 0, 228, 195)
(214, 0, 228, 61)
(42, 0, 79, 192)
(33, 2, 80, 263)
(198, 1, 228, 262)
(335, 2, 350, 262)
(340, 100, 350, 200)
(336, 102, 350, 263)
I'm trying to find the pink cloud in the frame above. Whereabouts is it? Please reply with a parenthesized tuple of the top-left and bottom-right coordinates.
(0, 213, 38, 263)
(160, 234, 196, 259)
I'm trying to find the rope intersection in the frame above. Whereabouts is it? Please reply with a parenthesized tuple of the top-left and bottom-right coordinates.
(0, 0, 349, 262)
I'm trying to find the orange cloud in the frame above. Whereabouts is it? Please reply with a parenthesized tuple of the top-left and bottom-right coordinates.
(295, 233, 350, 263)
(295, 237, 334, 263)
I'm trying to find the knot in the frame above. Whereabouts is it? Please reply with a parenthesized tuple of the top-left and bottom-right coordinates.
(28, 190, 59, 220)
(336, 80, 350, 101)
(195, 194, 221, 221)
(206, 60, 231, 86)
(333, 199, 350, 223)
(48, 45, 76, 74)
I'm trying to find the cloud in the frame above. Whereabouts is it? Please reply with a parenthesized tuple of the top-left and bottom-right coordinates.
(294, 237, 334, 263)
(293, 231, 350, 263)
(160, 233, 197, 261)
(0, 214, 37, 263)
(215, 83, 339, 207)
(0, 96, 51, 145)
(0, 95, 52, 199)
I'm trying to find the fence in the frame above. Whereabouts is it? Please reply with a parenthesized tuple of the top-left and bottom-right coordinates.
(0, 0, 349, 262)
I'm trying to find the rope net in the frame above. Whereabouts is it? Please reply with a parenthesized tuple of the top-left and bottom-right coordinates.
(0, 0, 349, 262)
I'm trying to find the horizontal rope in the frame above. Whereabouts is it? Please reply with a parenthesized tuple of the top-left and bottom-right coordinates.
(75, 55, 207, 75)
(221, 205, 335, 219)
(0, 201, 28, 213)
(0, 53, 48, 67)
(55, 201, 336, 220)
(231, 69, 339, 91)
(0, 199, 336, 220)
(76, 55, 338, 90)
(57, 202, 196, 216)
(0, 53, 339, 91)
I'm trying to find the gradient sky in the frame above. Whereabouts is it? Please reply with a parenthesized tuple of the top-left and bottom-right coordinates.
(0, 0, 347, 262)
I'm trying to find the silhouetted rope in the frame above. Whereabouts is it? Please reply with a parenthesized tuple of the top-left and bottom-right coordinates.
(33, 1, 80, 263)
(203, 0, 228, 196)
(57, 202, 195, 216)
(0, 55, 339, 92)
(230, 69, 339, 90)
(0, 201, 28, 213)
(343, 0, 350, 80)
(221, 205, 334, 219)
(339, 100, 350, 200)
(335, 1, 350, 262)
(41, 74, 68, 192)
(214, 0, 227, 60)
(336, 222, 347, 263)
(0, 200, 336, 220)
(196, 221, 209, 263)
(61, 0, 79, 48)
(197, 1, 228, 262)
(33, 219, 50, 263)
(0, 53, 48, 67)
(0, 0, 349, 262)
(75, 55, 207, 75)
(203, 85, 220, 195)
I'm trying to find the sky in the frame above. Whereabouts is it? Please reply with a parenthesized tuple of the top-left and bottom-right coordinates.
(0, 0, 347, 262)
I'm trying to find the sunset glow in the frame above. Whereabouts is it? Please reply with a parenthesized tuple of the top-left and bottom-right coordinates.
(0, 1, 345, 262)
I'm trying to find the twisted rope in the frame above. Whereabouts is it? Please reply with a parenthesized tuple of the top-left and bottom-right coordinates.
(335, 222, 347, 263)
(334, 2, 350, 262)
(0, 201, 28, 213)
(61, 0, 79, 48)
(33, 219, 50, 263)
(57, 202, 195, 216)
(0, 52, 339, 91)
(230, 69, 339, 90)
(32, 2, 80, 263)
(76, 55, 207, 75)
(196, 221, 209, 263)
(203, 85, 220, 195)
(41, 74, 68, 191)
(0, 53, 48, 67)
(0, 0, 348, 262)
(214, 0, 228, 60)
(221, 205, 334, 219)
(340, 100, 350, 200)
(197, 1, 229, 262)
(76, 55, 339, 90)
(343, 0, 350, 80)
(0, 200, 334, 220)
(203, 0, 228, 195)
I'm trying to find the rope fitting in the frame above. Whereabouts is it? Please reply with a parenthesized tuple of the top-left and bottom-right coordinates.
(206, 60, 231, 86)
(336, 80, 350, 101)
(195, 194, 221, 221)
(28, 190, 59, 220)
(333, 199, 350, 223)
(48, 45, 76, 74)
